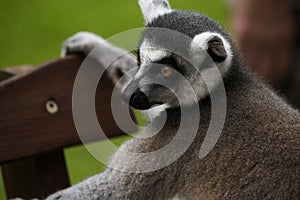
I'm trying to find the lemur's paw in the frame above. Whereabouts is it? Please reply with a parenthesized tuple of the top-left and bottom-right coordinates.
(61, 32, 105, 57)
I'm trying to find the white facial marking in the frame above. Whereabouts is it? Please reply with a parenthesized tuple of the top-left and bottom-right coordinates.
(139, 40, 170, 65)
(138, 0, 172, 24)
(142, 104, 169, 120)
(134, 65, 147, 80)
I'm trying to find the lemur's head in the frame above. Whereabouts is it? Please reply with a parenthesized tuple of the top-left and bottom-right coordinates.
(122, 0, 233, 110)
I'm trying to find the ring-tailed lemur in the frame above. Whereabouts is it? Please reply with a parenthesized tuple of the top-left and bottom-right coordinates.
(45, 0, 299, 199)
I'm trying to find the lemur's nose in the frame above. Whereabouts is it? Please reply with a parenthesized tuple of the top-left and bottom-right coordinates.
(122, 88, 151, 110)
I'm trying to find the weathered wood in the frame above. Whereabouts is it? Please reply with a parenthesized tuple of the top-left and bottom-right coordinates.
(0, 68, 71, 199)
(4, 65, 33, 75)
(0, 54, 136, 164)
(0, 70, 14, 81)
(2, 151, 70, 199)
(0, 54, 136, 199)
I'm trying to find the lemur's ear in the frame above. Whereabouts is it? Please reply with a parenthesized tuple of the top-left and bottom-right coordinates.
(138, 0, 172, 24)
(206, 36, 227, 63)
(191, 32, 232, 63)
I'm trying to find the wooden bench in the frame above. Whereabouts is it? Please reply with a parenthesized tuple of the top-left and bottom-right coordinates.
(0, 55, 136, 199)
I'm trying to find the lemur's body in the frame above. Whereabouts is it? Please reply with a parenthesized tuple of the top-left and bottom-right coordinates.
(47, 0, 300, 199)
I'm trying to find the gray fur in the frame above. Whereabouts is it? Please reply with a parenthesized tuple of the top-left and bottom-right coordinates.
(45, 1, 300, 199)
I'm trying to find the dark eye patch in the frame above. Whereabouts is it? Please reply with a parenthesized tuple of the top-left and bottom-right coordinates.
(136, 49, 141, 66)
(158, 57, 177, 67)
(154, 57, 186, 74)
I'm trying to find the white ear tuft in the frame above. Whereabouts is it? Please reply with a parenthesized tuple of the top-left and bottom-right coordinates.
(191, 32, 233, 74)
(191, 32, 231, 56)
(138, 0, 172, 24)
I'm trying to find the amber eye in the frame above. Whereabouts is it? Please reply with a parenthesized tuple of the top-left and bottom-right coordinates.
(161, 66, 172, 77)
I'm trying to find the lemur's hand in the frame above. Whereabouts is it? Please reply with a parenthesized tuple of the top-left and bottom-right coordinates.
(61, 31, 137, 86)
(61, 31, 106, 57)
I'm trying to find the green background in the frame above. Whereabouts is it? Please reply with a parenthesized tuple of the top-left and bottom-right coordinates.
(0, 0, 229, 199)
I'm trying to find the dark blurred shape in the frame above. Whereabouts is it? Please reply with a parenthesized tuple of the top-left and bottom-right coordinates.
(227, 0, 300, 108)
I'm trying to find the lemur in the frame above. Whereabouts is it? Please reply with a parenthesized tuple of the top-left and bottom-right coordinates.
(45, 0, 299, 199)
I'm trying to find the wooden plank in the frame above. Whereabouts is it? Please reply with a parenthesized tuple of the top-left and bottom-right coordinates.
(0, 70, 14, 81)
(2, 151, 70, 199)
(0, 54, 136, 164)
(4, 65, 33, 75)
(2, 157, 40, 198)
(1, 65, 70, 199)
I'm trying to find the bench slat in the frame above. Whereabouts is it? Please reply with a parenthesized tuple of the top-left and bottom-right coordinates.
(0, 54, 136, 164)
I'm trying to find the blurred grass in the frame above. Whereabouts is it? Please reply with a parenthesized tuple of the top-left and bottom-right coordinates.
(0, 0, 229, 68)
(0, 0, 229, 199)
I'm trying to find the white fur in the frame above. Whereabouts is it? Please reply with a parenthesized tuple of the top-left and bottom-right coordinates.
(142, 104, 168, 120)
(191, 32, 233, 76)
(134, 40, 170, 86)
(138, 0, 172, 24)
(134, 65, 147, 80)
(139, 40, 170, 65)
(184, 32, 233, 104)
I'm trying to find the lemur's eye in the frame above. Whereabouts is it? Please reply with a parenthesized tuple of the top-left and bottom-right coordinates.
(161, 66, 172, 77)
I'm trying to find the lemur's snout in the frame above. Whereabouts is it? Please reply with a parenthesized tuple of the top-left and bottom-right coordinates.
(122, 87, 152, 110)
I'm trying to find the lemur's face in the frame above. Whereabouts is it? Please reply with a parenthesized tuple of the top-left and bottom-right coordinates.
(122, 0, 233, 110)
